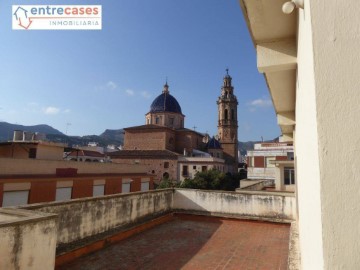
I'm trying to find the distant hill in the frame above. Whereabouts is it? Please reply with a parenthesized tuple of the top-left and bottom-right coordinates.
(99, 129, 125, 143)
(46, 129, 125, 147)
(0, 121, 64, 141)
(0, 122, 125, 146)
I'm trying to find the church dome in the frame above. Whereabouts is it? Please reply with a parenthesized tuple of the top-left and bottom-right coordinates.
(149, 83, 182, 114)
(207, 137, 222, 149)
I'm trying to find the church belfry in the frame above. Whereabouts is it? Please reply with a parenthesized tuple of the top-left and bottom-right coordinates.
(217, 69, 238, 173)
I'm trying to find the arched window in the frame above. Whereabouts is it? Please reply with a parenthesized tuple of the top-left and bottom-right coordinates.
(231, 109, 235, 120)
(163, 172, 169, 179)
(225, 109, 228, 120)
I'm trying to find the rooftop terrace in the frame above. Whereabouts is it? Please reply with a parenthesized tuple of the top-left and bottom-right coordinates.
(0, 188, 299, 270)
(58, 214, 290, 270)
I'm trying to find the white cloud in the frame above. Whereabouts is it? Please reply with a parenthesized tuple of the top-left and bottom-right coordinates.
(250, 98, 272, 107)
(125, 89, 135, 96)
(141, 91, 151, 99)
(63, 109, 71, 113)
(248, 98, 272, 112)
(43, 106, 60, 115)
(107, 81, 117, 90)
(95, 81, 118, 91)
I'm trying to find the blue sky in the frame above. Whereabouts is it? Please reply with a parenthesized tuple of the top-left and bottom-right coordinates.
(0, 0, 280, 141)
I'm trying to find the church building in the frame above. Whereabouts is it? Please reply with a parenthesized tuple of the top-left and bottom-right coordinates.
(109, 70, 238, 182)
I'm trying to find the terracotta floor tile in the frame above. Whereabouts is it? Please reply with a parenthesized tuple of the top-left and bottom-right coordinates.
(58, 216, 290, 270)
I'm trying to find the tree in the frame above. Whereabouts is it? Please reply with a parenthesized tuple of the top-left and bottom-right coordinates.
(156, 177, 180, 189)
(179, 169, 241, 191)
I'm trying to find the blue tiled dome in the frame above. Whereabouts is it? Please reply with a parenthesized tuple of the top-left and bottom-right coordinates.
(207, 137, 222, 149)
(150, 90, 182, 114)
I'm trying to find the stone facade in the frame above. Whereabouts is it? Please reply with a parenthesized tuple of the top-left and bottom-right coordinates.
(124, 125, 177, 152)
(110, 150, 179, 182)
(217, 70, 238, 173)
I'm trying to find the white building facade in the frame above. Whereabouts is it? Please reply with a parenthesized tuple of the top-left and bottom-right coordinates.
(247, 142, 294, 182)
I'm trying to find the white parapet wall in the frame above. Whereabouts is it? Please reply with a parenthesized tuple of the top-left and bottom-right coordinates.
(0, 208, 57, 270)
(21, 189, 173, 246)
(173, 188, 296, 222)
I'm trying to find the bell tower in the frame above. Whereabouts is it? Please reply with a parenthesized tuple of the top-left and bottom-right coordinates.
(217, 69, 238, 173)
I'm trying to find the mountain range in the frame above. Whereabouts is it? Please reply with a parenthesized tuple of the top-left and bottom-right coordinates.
(0, 122, 274, 154)
(0, 122, 64, 141)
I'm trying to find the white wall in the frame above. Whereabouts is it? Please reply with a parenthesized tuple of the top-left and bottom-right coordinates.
(308, 0, 360, 268)
(173, 189, 296, 221)
(22, 189, 173, 245)
(0, 209, 57, 270)
(295, 1, 324, 268)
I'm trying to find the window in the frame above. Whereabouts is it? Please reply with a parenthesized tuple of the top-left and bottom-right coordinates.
(164, 162, 169, 168)
(55, 187, 72, 201)
(122, 182, 131, 193)
(141, 182, 149, 191)
(265, 157, 276, 168)
(147, 118, 150, 124)
(93, 185, 105, 197)
(155, 117, 160, 124)
(224, 109, 228, 120)
(193, 165, 196, 170)
(231, 109, 235, 120)
(284, 167, 295, 185)
(287, 152, 294, 160)
(29, 148, 37, 159)
(202, 166, 207, 172)
(169, 118, 174, 125)
(2, 190, 29, 207)
(182, 165, 188, 176)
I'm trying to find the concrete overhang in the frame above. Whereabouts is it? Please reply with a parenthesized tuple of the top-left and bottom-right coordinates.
(239, 0, 297, 140)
